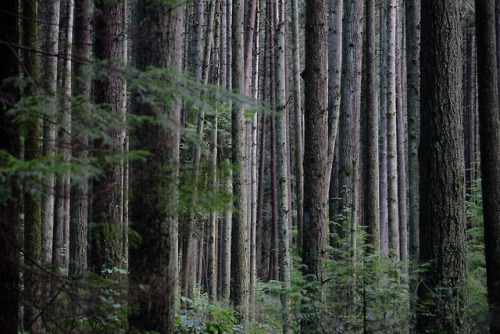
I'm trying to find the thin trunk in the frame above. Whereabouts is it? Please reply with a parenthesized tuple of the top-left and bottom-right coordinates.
(396, 6, 407, 262)
(475, 0, 500, 330)
(405, 0, 420, 324)
(275, 0, 291, 331)
(231, 0, 249, 323)
(41, 0, 60, 267)
(291, 0, 303, 251)
(379, 0, 389, 257)
(387, 0, 399, 261)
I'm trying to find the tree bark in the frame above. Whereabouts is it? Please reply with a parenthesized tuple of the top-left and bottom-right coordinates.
(301, 0, 329, 330)
(69, 0, 91, 278)
(22, 0, 42, 331)
(363, 0, 379, 250)
(475, 0, 500, 331)
(417, 0, 467, 331)
(386, 0, 399, 261)
(129, 2, 183, 332)
(231, 0, 249, 323)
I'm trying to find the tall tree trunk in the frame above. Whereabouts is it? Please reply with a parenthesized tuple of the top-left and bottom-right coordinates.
(417, 0, 467, 331)
(91, 0, 124, 276)
(69, 0, 91, 278)
(338, 0, 364, 252)
(291, 0, 303, 251)
(405, 0, 420, 323)
(41, 0, 60, 267)
(363, 0, 379, 250)
(475, 0, 500, 331)
(386, 0, 399, 261)
(275, 0, 291, 331)
(22, 0, 42, 331)
(0, 2, 21, 332)
(301, 0, 329, 330)
(463, 27, 476, 198)
(129, 2, 183, 332)
(379, 0, 389, 257)
(396, 6, 407, 262)
(231, 0, 249, 323)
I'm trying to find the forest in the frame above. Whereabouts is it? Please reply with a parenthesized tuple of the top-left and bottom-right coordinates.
(1, 0, 499, 333)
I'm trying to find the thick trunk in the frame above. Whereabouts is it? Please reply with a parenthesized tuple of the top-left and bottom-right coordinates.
(418, 0, 467, 331)
(129, 2, 183, 332)
(91, 1, 124, 275)
(338, 0, 364, 251)
(475, 0, 500, 331)
(301, 0, 329, 330)
(69, 0, 91, 278)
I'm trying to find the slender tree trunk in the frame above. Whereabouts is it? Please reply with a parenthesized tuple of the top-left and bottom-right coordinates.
(475, 0, 500, 331)
(301, 0, 329, 330)
(386, 0, 399, 261)
(291, 0, 303, 251)
(41, 0, 60, 267)
(231, 0, 249, 323)
(269, 114, 279, 281)
(417, 0, 467, 331)
(396, 6, 407, 263)
(405, 0, 420, 325)
(275, 0, 291, 331)
(363, 0, 379, 250)
(129, 2, 183, 332)
(22, 0, 42, 331)
(379, 0, 389, 257)
(0, 2, 21, 331)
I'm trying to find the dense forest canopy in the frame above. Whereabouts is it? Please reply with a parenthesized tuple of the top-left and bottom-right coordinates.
(0, 0, 499, 333)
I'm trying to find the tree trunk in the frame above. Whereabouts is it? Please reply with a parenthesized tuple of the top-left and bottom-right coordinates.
(301, 0, 329, 330)
(69, 0, 91, 278)
(405, 0, 420, 324)
(475, 0, 500, 330)
(338, 0, 363, 252)
(291, 0, 303, 251)
(22, 0, 42, 331)
(91, 0, 124, 276)
(386, 0, 399, 261)
(129, 2, 183, 332)
(363, 0, 379, 250)
(231, 0, 249, 323)
(0, 1, 21, 331)
(396, 6, 407, 262)
(275, 0, 291, 331)
(41, 0, 60, 267)
(379, 0, 389, 257)
(417, 0, 467, 331)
